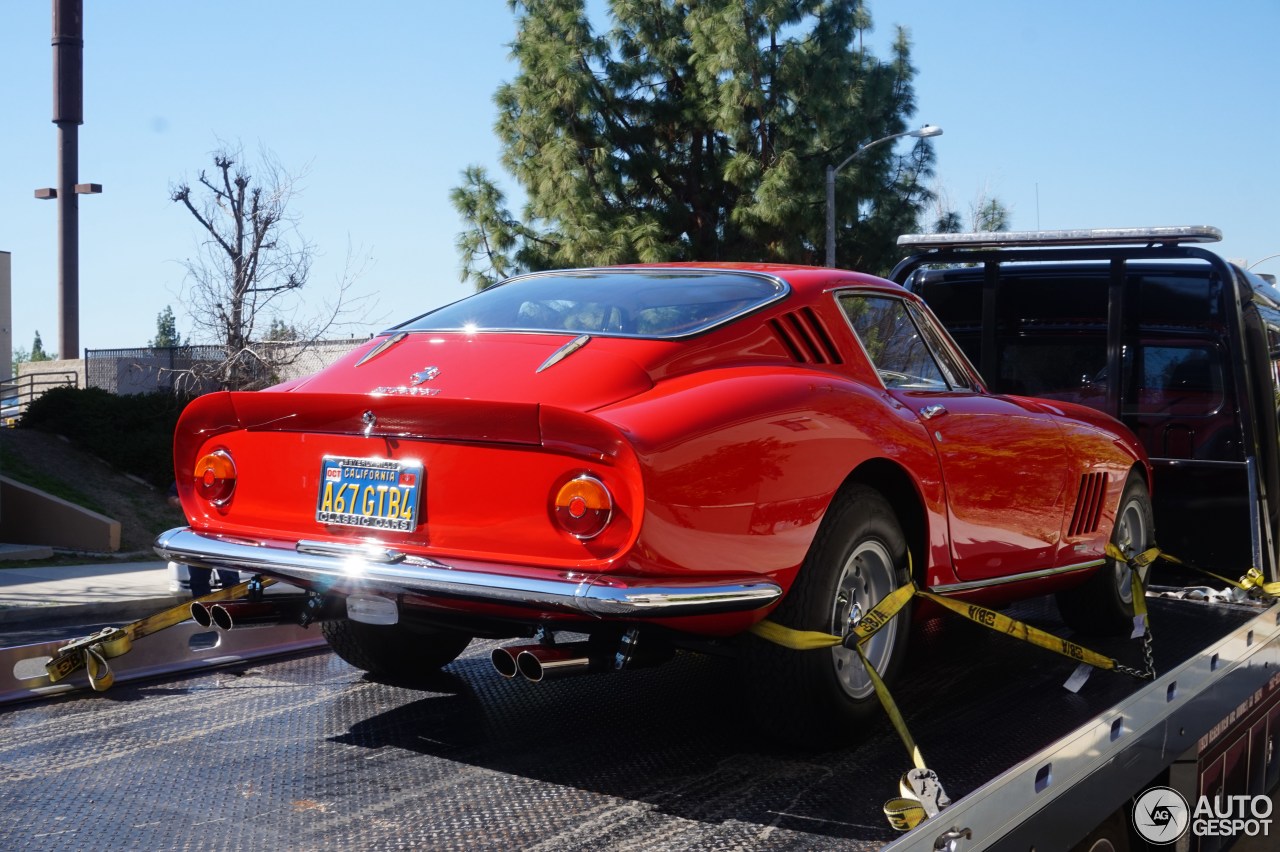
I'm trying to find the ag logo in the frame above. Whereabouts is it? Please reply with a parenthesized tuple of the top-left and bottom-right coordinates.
(1132, 786, 1190, 844)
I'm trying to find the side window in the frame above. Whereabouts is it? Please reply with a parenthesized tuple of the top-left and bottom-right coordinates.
(1135, 346, 1225, 416)
(1128, 343, 1237, 461)
(909, 303, 976, 391)
(994, 338, 1107, 400)
(1268, 325, 1280, 413)
(838, 293, 949, 390)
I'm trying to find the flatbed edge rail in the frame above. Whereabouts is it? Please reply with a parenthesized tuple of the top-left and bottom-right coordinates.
(884, 599, 1280, 852)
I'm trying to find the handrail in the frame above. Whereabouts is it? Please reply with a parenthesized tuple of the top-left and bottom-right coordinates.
(1, 369, 80, 425)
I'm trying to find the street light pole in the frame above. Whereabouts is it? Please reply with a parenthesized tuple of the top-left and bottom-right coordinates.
(824, 124, 943, 267)
(33, 0, 101, 362)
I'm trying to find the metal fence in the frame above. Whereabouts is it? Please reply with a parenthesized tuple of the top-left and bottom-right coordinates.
(1, 368, 80, 424)
(84, 338, 365, 395)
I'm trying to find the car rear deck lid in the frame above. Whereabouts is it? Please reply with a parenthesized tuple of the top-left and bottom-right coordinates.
(898, 226, 1223, 251)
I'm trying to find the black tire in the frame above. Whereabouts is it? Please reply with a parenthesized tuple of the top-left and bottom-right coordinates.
(743, 485, 912, 748)
(322, 618, 472, 678)
(1057, 472, 1154, 637)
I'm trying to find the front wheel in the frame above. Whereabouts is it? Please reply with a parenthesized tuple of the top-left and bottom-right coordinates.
(322, 618, 472, 679)
(744, 485, 912, 747)
(1056, 472, 1154, 636)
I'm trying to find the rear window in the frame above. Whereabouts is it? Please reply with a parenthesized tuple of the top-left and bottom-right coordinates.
(989, 339, 1225, 416)
(399, 270, 788, 338)
(914, 266, 1225, 330)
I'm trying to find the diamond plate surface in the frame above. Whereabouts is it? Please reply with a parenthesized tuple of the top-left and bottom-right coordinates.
(0, 597, 1255, 850)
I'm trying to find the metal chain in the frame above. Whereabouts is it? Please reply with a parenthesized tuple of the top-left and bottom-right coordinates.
(1108, 548, 1159, 681)
(1113, 623, 1156, 680)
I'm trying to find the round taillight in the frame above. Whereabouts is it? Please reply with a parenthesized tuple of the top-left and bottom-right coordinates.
(194, 450, 236, 506)
(553, 475, 613, 540)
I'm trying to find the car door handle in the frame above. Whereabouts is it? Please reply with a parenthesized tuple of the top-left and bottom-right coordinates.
(920, 404, 948, 420)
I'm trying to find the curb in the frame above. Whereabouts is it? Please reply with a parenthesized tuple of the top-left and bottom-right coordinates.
(0, 544, 55, 562)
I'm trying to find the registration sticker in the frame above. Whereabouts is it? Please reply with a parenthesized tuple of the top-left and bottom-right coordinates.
(315, 456, 423, 532)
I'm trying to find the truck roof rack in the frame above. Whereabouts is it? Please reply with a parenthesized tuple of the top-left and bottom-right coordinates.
(897, 225, 1223, 250)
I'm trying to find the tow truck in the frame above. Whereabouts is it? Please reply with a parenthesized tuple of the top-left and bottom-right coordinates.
(888, 225, 1280, 850)
(0, 227, 1277, 851)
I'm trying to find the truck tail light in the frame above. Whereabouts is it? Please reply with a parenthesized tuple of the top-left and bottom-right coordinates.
(195, 450, 237, 506)
(553, 475, 612, 540)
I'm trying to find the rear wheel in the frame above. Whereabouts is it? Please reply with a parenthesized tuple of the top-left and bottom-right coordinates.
(1057, 473, 1154, 636)
(744, 485, 912, 747)
(322, 618, 472, 678)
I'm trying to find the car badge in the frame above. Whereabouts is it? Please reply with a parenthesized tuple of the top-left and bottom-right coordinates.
(410, 366, 440, 386)
(361, 410, 377, 437)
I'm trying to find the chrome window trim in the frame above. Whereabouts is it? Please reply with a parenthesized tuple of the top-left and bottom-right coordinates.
(393, 267, 792, 341)
(833, 289, 961, 392)
(905, 300, 981, 391)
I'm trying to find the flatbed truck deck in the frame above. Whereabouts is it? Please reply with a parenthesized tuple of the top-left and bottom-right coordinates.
(2, 592, 1275, 850)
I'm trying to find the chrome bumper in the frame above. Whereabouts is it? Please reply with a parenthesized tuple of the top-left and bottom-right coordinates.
(154, 527, 783, 618)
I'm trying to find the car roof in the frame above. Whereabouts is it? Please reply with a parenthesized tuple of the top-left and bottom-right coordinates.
(602, 261, 910, 299)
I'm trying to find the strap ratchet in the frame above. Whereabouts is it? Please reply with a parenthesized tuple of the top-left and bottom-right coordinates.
(44, 577, 276, 691)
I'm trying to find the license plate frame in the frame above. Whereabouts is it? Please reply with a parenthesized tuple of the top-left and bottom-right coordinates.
(315, 456, 423, 532)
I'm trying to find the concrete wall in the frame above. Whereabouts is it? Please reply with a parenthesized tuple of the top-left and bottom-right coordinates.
(15, 358, 84, 390)
(0, 475, 121, 552)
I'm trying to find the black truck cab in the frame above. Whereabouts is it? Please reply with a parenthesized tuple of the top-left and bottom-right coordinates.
(892, 226, 1280, 585)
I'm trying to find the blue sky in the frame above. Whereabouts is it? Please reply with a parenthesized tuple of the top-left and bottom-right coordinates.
(2, 1, 1278, 355)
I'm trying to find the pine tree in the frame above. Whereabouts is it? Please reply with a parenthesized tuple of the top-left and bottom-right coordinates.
(973, 197, 1010, 233)
(264, 318, 299, 341)
(453, 0, 938, 288)
(30, 331, 55, 362)
(150, 306, 184, 349)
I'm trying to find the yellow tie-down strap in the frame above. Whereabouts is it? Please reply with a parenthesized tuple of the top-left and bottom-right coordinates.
(751, 582, 955, 832)
(749, 563, 1155, 832)
(915, 590, 1122, 672)
(1129, 542, 1280, 601)
(44, 578, 276, 691)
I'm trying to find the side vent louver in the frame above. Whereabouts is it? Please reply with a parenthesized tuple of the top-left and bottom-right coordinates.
(769, 308, 843, 364)
(1069, 472, 1109, 537)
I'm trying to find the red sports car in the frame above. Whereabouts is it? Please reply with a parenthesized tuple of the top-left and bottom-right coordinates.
(157, 264, 1152, 743)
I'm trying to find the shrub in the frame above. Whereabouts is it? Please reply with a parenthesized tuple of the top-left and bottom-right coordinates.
(20, 387, 194, 487)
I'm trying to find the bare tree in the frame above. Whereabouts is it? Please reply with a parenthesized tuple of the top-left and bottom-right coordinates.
(170, 143, 373, 390)
(927, 180, 1012, 234)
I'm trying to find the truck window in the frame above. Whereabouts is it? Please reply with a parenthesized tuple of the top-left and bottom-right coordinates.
(983, 338, 1234, 459)
(991, 338, 1107, 400)
(1138, 345, 1224, 414)
(1269, 323, 1280, 412)
(1131, 344, 1234, 460)
(913, 267, 1242, 462)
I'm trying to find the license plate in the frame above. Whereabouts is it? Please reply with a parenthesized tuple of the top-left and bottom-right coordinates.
(315, 456, 422, 532)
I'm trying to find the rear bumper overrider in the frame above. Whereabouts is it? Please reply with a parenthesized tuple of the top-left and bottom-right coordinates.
(154, 527, 782, 618)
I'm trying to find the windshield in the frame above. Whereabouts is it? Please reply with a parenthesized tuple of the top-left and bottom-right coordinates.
(397, 269, 788, 338)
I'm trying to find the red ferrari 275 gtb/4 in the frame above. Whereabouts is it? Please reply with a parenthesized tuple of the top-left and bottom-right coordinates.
(157, 264, 1152, 743)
